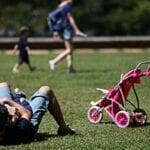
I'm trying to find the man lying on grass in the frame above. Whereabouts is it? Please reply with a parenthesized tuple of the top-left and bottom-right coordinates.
(0, 82, 75, 144)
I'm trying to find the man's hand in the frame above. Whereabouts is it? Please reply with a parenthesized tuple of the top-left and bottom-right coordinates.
(75, 30, 87, 37)
(4, 104, 21, 123)
(53, 32, 60, 41)
(0, 98, 31, 121)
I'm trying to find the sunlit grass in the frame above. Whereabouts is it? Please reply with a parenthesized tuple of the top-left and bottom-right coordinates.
(0, 51, 150, 150)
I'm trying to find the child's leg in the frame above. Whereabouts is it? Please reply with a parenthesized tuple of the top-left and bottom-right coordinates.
(12, 63, 20, 73)
(24, 56, 34, 71)
(12, 56, 24, 73)
(27, 62, 34, 71)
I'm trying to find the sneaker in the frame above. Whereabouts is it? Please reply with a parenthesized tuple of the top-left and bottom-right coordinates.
(69, 68, 76, 74)
(14, 88, 26, 98)
(57, 125, 76, 136)
(12, 68, 19, 73)
(49, 60, 55, 71)
(30, 66, 36, 72)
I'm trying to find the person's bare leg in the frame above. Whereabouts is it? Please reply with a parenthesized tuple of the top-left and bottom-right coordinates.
(65, 40, 73, 68)
(66, 54, 72, 68)
(27, 62, 34, 71)
(49, 40, 75, 72)
(51, 40, 72, 64)
(12, 63, 20, 73)
(39, 86, 66, 126)
(65, 41, 76, 73)
(49, 49, 70, 71)
(52, 50, 70, 65)
(38, 86, 75, 135)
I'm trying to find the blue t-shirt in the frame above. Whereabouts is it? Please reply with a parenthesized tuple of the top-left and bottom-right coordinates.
(4, 118, 35, 144)
(48, 3, 72, 31)
(2, 95, 34, 144)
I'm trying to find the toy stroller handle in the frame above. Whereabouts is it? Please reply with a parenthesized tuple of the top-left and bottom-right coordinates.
(135, 61, 150, 69)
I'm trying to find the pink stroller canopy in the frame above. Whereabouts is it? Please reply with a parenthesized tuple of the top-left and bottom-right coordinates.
(106, 68, 149, 116)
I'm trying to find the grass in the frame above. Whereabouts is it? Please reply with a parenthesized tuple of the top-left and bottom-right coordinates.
(0, 50, 150, 150)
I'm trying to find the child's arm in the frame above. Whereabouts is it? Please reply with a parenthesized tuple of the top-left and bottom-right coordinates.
(67, 13, 87, 37)
(26, 46, 31, 54)
(12, 44, 18, 54)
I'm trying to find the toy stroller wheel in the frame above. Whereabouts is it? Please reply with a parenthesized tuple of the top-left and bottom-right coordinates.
(115, 111, 130, 128)
(87, 106, 103, 124)
(133, 108, 147, 125)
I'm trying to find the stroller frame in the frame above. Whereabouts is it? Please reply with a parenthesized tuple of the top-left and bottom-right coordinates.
(88, 61, 150, 128)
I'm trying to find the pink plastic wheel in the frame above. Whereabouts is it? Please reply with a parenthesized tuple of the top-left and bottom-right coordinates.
(115, 111, 130, 128)
(87, 106, 103, 124)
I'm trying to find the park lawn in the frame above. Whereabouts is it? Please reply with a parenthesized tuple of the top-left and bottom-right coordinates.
(0, 50, 150, 150)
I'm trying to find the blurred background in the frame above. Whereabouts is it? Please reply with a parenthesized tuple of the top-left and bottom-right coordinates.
(0, 0, 150, 37)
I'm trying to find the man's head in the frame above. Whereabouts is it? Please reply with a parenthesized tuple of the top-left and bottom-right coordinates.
(0, 104, 9, 131)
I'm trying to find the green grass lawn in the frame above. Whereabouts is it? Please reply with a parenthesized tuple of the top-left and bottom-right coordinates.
(0, 51, 150, 150)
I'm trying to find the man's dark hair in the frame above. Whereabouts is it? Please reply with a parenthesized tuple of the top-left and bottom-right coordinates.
(0, 104, 9, 131)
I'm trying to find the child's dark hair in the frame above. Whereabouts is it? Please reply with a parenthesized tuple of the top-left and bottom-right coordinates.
(19, 26, 29, 36)
(0, 104, 9, 131)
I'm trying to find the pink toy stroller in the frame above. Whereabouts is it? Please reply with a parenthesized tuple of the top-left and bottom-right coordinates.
(87, 61, 150, 128)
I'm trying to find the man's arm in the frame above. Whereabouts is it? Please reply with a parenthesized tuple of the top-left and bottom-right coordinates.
(67, 13, 87, 37)
(0, 99, 31, 121)
(67, 13, 80, 34)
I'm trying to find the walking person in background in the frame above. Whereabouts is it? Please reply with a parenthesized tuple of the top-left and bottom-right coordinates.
(48, 0, 87, 73)
(12, 26, 34, 73)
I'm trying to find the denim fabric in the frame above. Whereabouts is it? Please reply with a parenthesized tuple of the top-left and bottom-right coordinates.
(29, 91, 51, 131)
(61, 27, 73, 40)
(0, 83, 13, 100)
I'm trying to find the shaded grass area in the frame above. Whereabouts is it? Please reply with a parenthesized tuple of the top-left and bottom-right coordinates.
(0, 51, 150, 150)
